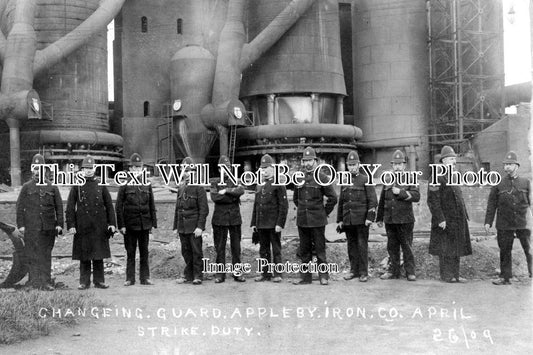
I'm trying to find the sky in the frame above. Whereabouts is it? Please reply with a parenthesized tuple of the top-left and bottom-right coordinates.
(502, 0, 532, 85)
(106, 1, 532, 101)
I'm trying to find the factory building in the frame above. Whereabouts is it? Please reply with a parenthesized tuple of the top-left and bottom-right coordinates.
(0, 0, 527, 185)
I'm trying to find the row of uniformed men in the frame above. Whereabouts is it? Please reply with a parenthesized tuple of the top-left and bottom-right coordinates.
(15, 145, 531, 290)
(172, 145, 531, 286)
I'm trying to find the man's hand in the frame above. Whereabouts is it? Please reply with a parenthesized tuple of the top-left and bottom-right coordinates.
(484, 224, 491, 234)
(438, 221, 446, 230)
(275, 225, 282, 233)
(337, 222, 344, 229)
(55, 226, 63, 235)
(251, 226, 257, 233)
(218, 189, 227, 195)
(173, 229, 178, 236)
(377, 221, 383, 228)
(194, 228, 203, 237)
(392, 187, 401, 195)
(68, 227, 76, 234)
(365, 220, 373, 227)
(108, 225, 116, 233)
(120, 227, 126, 234)
(18, 227, 25, 234)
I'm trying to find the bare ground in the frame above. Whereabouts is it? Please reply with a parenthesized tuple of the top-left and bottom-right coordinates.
(0, 233, 531, 355)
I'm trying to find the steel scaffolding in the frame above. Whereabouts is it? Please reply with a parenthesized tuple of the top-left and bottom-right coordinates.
(427, 0, 505, 156)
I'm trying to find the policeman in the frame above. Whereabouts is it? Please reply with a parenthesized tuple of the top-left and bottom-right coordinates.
(251, 154, 289, 282)
(211, 155, 245, 283)
(336, 150, 377, 283)
(174, 157, 208, 285)
(116, 153, 157, 286)
(485, 151, 532, 285)
(66, 155, 116, 290)
(16, 154, 63, 290)
(427, 146, 471, 283)
(377, 150, 420, 281)
(293, 147, 337, 285)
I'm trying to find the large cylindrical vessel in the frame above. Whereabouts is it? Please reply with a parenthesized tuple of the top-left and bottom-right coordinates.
(239, 0, 357, 170)
(170, 45, 217, 162)
(0, 0, 122, 175)
(353, 0, 429, 172)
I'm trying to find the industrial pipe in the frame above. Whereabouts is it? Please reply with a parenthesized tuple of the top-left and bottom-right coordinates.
(27, 130, 124, 147)
(356, 137, 422, 149)
(239, 0, 316, 70)
(0, 0, 37, 186)
(32, 0, 125, 76)
(237, 123, 363, 140)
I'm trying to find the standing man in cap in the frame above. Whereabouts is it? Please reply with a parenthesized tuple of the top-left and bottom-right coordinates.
(66, 155, 116, 290)
(293, 147, 337, 285)
(427, 146, 472, 283)
(485, 151, 531, 285)
(211, 155, 245, 283)
(251, 154, 289, 282)
(174, 157, 208, 285)
(116, 153, 157, 286)
(16, 154, 63, 290)
(377, 150, 420, 281)
(336, 150, 377, 282)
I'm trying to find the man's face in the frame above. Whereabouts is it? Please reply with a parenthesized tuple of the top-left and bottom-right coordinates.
(262, 166, 274, 179)
(82, 167, 95, 177)
(347, 162, 359, 173)
(31, 168, 40, 180)
(129, 165, 143, 176)
(392, 162, 405, 172)
(504, 163, 519, 176)
(442, 156, 456, 168)
(302, 159, 316, 171)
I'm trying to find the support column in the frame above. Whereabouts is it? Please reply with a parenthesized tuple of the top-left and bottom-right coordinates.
(311, 93, 320, 124)
(407, 145, 417, 171)
(216, 125, 228, 157)
(336, 96, 344, 125)
(7, 118, 21, 186)
(267, 94, 275, 125)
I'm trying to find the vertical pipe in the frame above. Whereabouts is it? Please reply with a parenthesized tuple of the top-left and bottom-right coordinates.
(7, 119, 21, 186)
(311, 93, 320, 124)
(211, 0, 246, 107)
(408, 145, 417, 171)
(1, 0, 37, 186)
(267, 94, 275, 125)
(336, 96, 344, 125)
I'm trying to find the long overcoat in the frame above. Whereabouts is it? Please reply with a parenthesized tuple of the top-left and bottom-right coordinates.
(427, 176, 472, 257)
(66, 177, 116, 260)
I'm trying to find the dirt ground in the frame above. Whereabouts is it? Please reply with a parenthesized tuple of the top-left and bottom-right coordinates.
(1, 273, 531, 355)
(0, 233, 531, 354)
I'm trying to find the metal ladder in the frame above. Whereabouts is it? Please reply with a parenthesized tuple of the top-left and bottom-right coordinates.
(228, 125, 237, 164)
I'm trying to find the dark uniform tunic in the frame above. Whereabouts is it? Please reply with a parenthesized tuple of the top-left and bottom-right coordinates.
(210, 178, 244, 280)
(485, 174, 532, 279)
(66, 177, 116, 286)
(116, 184, 157, 283)
(173, 184, 208, 281)
(376, 182, 420, 277)
(294, 170, 337, 281)
(16, 179, 63, 287)
(336, 171, 377, 277)
(427, 176, 472, 281)
(250, 178, 288, 278)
